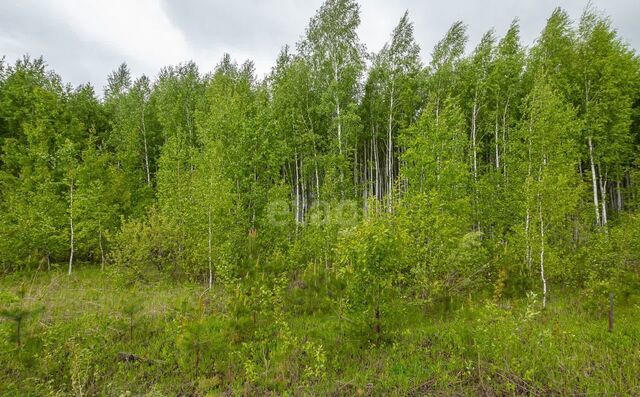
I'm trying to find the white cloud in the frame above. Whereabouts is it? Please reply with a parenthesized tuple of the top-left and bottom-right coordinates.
(1, 0, 638, 91)
(48, 0, 190, 70)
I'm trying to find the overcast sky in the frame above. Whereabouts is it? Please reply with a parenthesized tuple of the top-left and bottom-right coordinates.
(1, 0, 638, 93)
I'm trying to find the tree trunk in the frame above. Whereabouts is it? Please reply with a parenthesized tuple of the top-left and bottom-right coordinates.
(471, 94, 478, 182)
(588, 137, 601, 226)
(502, 97, 510, 180)
(99, 230, 105, 271)
(334, 64, 342, 155)
(471, 93, 479, 230)
(599, 167, 608, 227)
(294, 150, 300, 226)
(208, 206, 213, 289)
(68, 179, 74, 276)
(373, 131, 380, 202)
(353, 137, 358, 197)
(301, 162, 307, 223)
(494, 106, 500, 169)
(525, 137, 533, 271)
(363, 138, 369, 216)
(387, 82, 395, 212)
(336, 89, 344, 197)
(616, 180, 623, 211)
(539, 193, 547, 309)
(314, 144, 320, 202)
(141, 101, 151, 186)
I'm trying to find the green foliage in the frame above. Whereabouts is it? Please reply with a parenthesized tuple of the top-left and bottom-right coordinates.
(0, 284, 43, 348)
(1, 272, 639, 395)
(1, 1, 640, 394)
(581, 214, 640, 311)
(337, 215, 409, 338)
(109, 207, 177, 282)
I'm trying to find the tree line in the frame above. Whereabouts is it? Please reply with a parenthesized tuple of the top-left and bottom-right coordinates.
(1, 0, 639, 320)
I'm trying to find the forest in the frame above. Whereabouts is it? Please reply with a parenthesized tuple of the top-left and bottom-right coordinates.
(1, 0, 640, 395)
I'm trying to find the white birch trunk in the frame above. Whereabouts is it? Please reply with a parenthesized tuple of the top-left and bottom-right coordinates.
(539, 193, 547, 309)
(502, 97, 510, 179)
(588, 137, 601, 226)
(494, 108, 500, 169)
(525, 136, 533, 271)
(599, 167, 608, 227)
(353, 139, 358, 196)
(334, 63, 342, 155)
(208, 206, 213, 289)
(471, 94, 478, 182)
(314, 154, 320, 202)
(294, 150, 300, 225)
(141, 101, 151, 186)
(68, 179, 74, 276)
(373, 132, 380, 201)
(471, 94, 479, 230)
(363, 138, 368, 216)
(387, 82, 395, 212)
(301, 163, 307, 223)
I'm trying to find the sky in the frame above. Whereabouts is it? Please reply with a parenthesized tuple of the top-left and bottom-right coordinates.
(1, 0, 638, 93)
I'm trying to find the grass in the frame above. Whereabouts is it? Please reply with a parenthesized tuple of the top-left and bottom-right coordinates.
(1, 267, 639, 396)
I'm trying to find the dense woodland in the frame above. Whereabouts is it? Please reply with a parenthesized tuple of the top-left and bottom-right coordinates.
(1, 1, 640, 395)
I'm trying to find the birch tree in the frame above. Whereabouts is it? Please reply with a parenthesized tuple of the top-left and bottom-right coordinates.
(361, 11, 422, 210)
(191, 139, 234, 288)
(59, 140, 77, 275)
(105, 64, 155, 217)
(489, 20, 525, 174)
(427, 21, 468, 118)
(0, 57, 68, 270)
(480, 21, 526, 238)
(197, 56, 267, 230)
(74, 142, 125, 270)
(153, 62, 203, 274)
(510, 79, 581, 307)
(299, 0, 364, 198)
(459, 30, 495, 229)
(527, 8, 578, 101)
(576, 10, 639, 228)
(269, 48, 318, 223)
